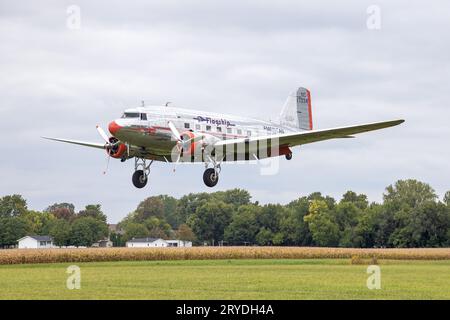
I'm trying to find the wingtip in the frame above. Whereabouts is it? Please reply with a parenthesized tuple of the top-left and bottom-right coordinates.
(387, 119, 405, 126)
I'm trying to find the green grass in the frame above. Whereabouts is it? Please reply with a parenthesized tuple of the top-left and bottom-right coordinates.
(1, 259, 450, 299)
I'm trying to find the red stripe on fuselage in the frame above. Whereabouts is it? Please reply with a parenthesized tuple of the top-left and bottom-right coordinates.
(151, 126, 248, 139)
(306, 90, 313, 130)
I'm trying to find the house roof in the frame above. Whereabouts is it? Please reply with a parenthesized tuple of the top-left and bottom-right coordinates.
(18, 235, 53, 242)
(97, 239, 112, 243)
(127, 237, 162, 243)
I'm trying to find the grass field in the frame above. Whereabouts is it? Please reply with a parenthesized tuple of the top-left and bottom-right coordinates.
(1, 259, 450, 299)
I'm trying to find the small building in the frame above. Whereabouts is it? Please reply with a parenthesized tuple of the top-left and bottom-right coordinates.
(126, 238, 167, 248)
(126, 238, 192, 248)
(18, 236, 54, 249)
(166, 240, 193, 247)
(92, 239, 113, 248)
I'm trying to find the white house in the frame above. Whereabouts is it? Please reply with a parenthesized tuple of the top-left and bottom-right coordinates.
(92, 239, 113, 248)
(18, 236, 54, 249)
(126, 238, 192, 248)
(166, 240, 193, 247)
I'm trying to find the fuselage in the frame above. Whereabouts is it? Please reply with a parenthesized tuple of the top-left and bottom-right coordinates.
(108, 105, 298, 161)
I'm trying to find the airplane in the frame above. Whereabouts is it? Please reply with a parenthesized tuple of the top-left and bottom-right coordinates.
(43, 87, 404, 189)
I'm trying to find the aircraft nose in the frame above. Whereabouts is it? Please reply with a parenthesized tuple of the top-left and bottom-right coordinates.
(108, 121, 122, 135)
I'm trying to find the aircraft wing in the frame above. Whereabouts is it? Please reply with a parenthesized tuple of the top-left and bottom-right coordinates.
(42, 137, 106, 150)
(213, 119, 404, 152)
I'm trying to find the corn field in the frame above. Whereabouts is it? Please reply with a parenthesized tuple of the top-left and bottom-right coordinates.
(0, 247, 450, 265)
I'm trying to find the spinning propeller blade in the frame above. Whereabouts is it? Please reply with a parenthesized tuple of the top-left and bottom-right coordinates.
(168, 121, 181, 142)
(96, 125, 114, 175)
(103, 154, 111, 175)
(96, 125, 110, 143)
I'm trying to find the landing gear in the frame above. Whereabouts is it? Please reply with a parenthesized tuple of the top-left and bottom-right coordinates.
(132, 170, 148, 188)
(132, 158, 153, 189)
(203, 168, 219, 187)
(285, 153, 292, 160)
(203, 157, 221, 187)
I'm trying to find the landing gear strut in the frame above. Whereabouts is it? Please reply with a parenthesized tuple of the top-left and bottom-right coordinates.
(132, 158, 153, 188)
(203, 157, 221, 187)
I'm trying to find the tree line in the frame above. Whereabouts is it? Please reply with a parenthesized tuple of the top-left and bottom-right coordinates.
(0, 199, 108, 247)
(116, 179, 450, 248)
(1, 179, 449, 248)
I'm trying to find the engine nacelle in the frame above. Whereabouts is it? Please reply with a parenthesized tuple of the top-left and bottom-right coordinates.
(107, 137, 127, 159)
(179, 131, 202, 156)
(179, 131, 219, 157)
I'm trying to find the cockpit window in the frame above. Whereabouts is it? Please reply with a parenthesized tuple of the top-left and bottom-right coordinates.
(121, 112, 140, 118)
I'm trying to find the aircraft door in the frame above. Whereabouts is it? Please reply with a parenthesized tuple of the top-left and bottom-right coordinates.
(162, 110, 181, 132)
(140, 113, 149, 129)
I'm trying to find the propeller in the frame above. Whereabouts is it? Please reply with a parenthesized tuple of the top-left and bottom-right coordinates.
(96, 125, 110, 143)
(167, 122, 183, 171)
(168, 121, 181, 142)
(167, 121, 204, 172)
(96, 125, 116, 175)
(103, 154, 111, 175)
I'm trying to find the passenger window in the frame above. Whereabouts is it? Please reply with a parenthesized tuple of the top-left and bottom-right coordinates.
(217, 127, 222, 133)
(206, 125, 211, 131)
(140, 113, 147, 121)
(195, 124, 201, 130)
(247, 131, 252, 136)
(227, 128, 232, 134)
(184, 123, 190, 129)
(237, 129, 242, 135)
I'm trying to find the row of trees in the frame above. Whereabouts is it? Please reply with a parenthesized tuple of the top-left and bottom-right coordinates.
(1, 179, 449, 248)
(0, 198, 108, 247)
(116, 180, 450, 248)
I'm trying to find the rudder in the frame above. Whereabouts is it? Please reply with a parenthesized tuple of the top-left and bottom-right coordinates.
(279, 87, 313, 130)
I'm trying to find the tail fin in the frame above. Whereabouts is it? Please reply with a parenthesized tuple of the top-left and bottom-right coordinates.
(279, 87, 313, 130)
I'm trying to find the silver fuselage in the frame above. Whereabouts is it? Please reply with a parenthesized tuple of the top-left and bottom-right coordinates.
(110, 105, 298, 162)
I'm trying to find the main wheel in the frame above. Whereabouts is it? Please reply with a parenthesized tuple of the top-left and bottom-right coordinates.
(203, 168, 219, 187)
(285, 153, 292, 160)
(132, 170, 148, 188)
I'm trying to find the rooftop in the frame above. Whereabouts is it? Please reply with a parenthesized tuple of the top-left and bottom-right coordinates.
(21, 235, 53, 242)
(127, 237, 161, 243)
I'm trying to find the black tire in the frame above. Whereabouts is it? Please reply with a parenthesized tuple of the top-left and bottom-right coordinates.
(285, 153, 292, 160)
(203, 168, 219, 187)
(132, 170, 148, 188)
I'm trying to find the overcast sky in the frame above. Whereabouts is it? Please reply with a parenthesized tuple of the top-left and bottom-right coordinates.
(1, 0, 449, 223)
